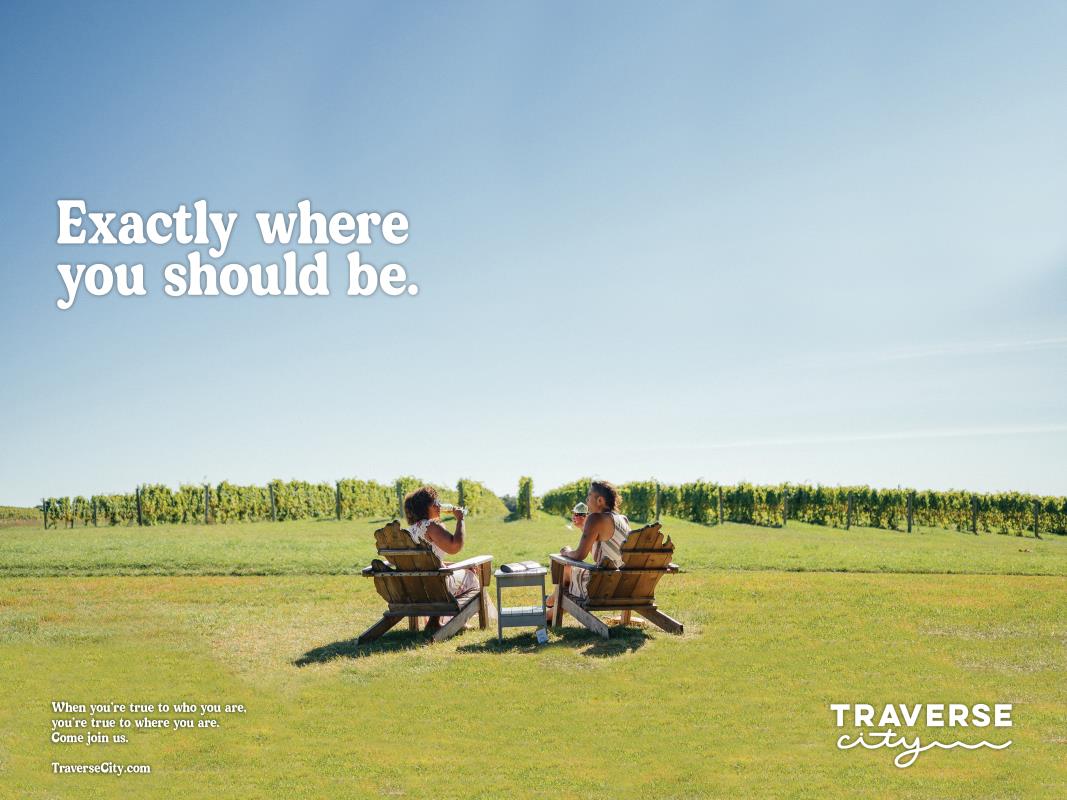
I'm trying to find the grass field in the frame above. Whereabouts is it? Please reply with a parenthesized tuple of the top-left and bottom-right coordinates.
(2, 513, 1065, 577)
(2, 514, 1065, 799)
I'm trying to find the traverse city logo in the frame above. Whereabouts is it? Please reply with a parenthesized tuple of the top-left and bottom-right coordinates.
(829, 702, 1014, 768)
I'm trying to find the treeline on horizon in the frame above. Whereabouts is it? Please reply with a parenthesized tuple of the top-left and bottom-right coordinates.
(35, 477, 507, 528)
(25, 476, 1067, 538)
(540, 479, 1067, 538)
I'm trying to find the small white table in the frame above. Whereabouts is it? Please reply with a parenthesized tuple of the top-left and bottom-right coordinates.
(493, 566, 548, 643)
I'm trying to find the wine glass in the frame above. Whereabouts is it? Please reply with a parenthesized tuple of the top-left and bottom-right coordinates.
(439, 502, 467, 518)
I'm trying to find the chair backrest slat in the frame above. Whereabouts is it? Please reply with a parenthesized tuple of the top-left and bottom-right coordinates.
(615, 524, 665, 599)
(370, 520, 453, 606)
(586, 524, 675, 604)
(586, 569, 619, 599)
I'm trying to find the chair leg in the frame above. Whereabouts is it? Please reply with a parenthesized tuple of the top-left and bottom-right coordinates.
(356, 614, 402, 645)
(408, 616, 419, 632)
(636, 606, 684, 635)
(561, 595, 609, 639)
(551, 584, 565, 629)
(431, 597, 481, 643)
(477, 587, 488, 629)
(619, 610, 632, 626)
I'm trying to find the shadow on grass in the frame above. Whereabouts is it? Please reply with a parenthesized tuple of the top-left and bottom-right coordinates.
(457, 625, 651, 657)
(294, 623, 651, 665)
(293, 630, 427, 666)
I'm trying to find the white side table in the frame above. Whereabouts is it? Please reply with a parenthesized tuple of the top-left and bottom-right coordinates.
(493, 566, 548, 643)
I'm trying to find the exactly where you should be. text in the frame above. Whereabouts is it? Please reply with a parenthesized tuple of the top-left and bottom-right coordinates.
(53, 199, 415, 309)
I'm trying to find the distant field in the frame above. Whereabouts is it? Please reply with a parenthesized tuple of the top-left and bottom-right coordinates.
(0, 506, 39, 528)
(0, 512, 1064, 577)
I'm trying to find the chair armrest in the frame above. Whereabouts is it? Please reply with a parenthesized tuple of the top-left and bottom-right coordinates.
(362, 558, 397, 577)
(548, 553, 596, 572)
(546, 553, 681, 581)
(441, 554, 493, 572)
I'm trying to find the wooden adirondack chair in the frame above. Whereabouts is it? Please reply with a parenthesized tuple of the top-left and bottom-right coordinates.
(358, 520, 495, 644)
(548, 522, 683, 639)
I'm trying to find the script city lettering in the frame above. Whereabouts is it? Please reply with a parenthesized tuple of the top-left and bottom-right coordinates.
(829, 702, 1013, 768)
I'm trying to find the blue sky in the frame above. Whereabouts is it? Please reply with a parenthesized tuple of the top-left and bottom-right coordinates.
(1, 1, 1065, 505)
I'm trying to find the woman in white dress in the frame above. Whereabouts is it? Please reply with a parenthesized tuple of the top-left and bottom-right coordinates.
(403, 486, 481, 632)
(545, 480, 631, 619)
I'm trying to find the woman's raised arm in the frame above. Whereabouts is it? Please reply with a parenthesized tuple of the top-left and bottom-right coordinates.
(425, 510, 465, 556)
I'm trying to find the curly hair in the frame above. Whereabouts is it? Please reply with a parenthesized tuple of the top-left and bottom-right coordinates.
(403, 485, 439, 524)
(590, 480, 620, 511)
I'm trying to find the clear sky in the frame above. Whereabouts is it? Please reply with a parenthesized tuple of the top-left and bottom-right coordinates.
(1, 1, 1065, 506)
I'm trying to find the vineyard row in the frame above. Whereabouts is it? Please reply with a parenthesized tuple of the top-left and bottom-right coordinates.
(34, 477, 1067, 538)
(540, 479, 1067, 538)
(38, 476, 506, 528)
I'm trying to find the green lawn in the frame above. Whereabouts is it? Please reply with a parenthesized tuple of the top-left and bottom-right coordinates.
(1, 516, 1065, 798)
(1, 512, 1064, 577)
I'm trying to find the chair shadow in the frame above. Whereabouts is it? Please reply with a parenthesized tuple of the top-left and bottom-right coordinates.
(295, 622, 652, 665)
(456, 625, 651, 657)
(293, 630, 427, 666)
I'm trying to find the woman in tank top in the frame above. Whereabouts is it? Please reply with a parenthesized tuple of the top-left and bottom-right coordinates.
(545, 480, 631, 616)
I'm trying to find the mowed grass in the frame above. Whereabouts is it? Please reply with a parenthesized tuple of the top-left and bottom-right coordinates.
(2, 515, 1065, 798)
(1, 572, 1064, 799)
(1, 512, 1065, 577)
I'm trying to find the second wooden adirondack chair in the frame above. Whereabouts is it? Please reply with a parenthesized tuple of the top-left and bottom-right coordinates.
(359, 520, 495, 644)
(548, 522, 683, 639)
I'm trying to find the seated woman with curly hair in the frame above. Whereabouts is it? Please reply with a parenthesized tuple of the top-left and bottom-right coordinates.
(403, 485, 481, 633)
